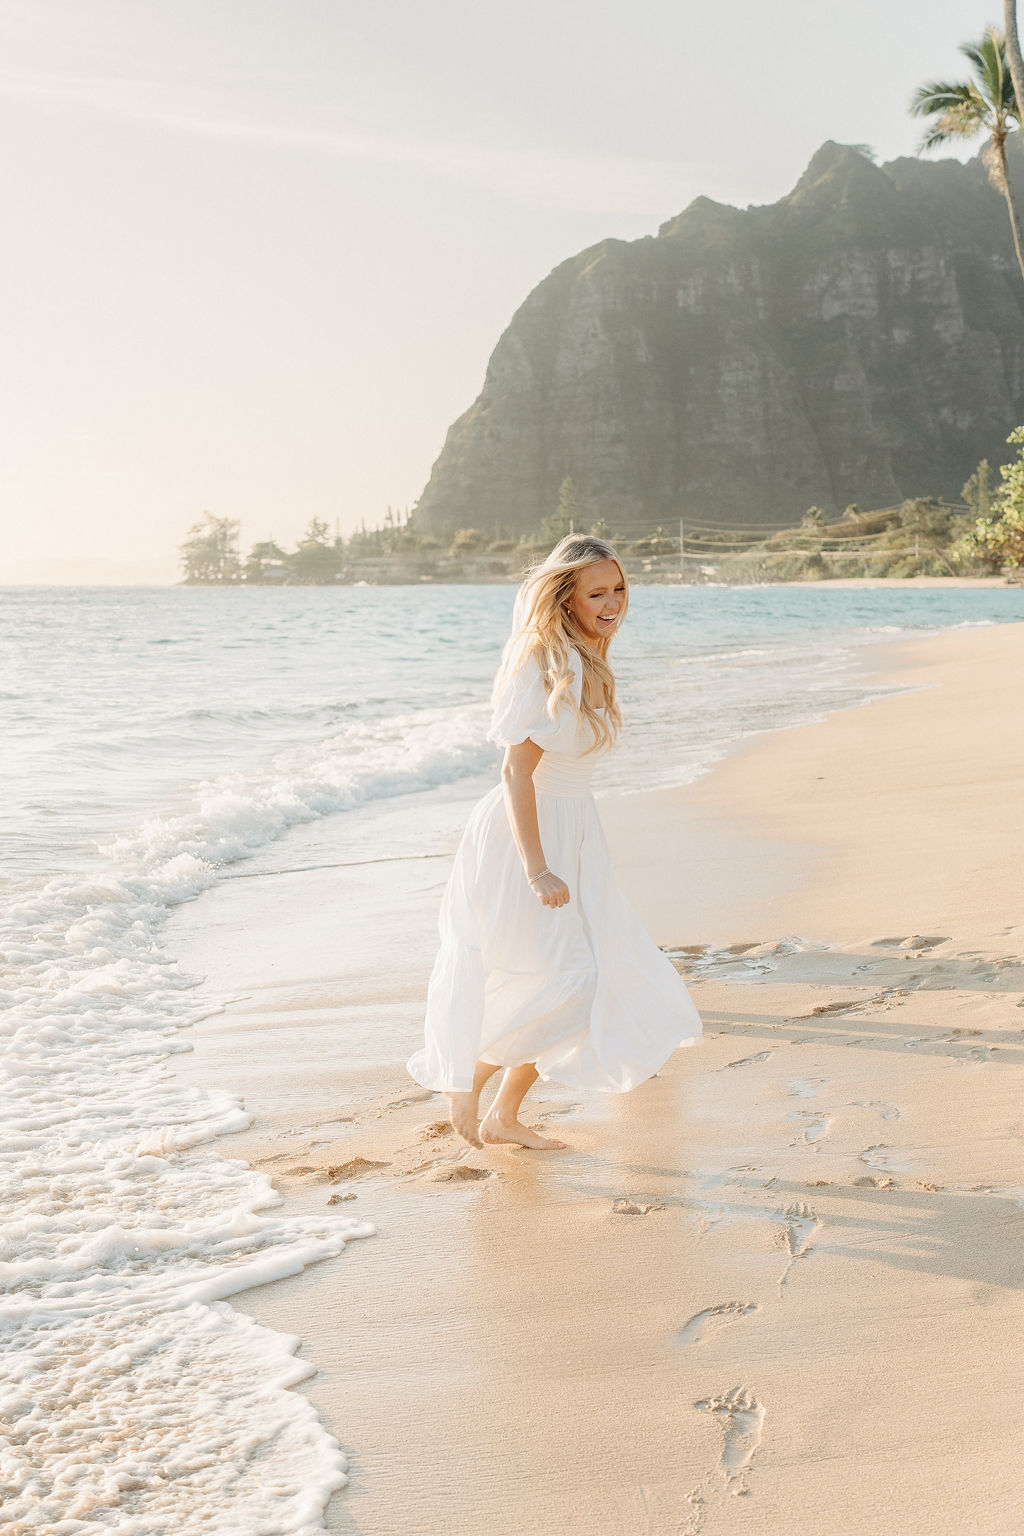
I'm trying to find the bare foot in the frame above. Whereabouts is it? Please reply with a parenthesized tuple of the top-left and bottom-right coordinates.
(479, 1115, 566, 1150)
(445, 1091, 482, 1148)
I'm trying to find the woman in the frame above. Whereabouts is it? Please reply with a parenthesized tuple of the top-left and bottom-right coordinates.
(407, 535, 702, 1149)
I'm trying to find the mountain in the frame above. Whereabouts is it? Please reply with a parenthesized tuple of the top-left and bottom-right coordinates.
(413, 142, 1024, 534)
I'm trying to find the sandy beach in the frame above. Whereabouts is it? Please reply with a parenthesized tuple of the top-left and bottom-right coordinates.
(168, 619, 1024, 1536)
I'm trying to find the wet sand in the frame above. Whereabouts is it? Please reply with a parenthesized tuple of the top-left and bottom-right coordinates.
(169, 620, 1024, 1536)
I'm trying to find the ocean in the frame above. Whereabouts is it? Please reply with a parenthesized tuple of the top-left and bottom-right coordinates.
(2, 581, 1022, 1532)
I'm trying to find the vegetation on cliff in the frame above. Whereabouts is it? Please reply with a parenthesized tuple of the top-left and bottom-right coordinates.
(960, 426, 1024, 568)
(178, 440, 1024, 585)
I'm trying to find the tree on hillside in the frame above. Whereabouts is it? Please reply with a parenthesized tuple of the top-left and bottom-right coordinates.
(179, 513, 241, 584)
(962, 459, 993, 520)
(290, 518, 341, 583)
(543, 476, 580, 543)
(449, 527, 485, 555)
(959, 426, 1024, 570)
(899, 496, 957, 553)
(911, 27, 1024, 285)
(377, 505, 421, 555)
(244, 539, 288, 583)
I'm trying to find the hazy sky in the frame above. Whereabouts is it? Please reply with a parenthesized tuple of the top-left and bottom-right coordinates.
(2, 0, 998, 582)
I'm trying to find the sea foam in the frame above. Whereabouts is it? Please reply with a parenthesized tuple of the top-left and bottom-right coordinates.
(0, 707, 495, 1529)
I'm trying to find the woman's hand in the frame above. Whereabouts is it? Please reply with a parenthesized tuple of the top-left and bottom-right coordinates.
(529, 870, 570, 908)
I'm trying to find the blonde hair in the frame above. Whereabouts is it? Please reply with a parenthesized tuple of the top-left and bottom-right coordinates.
(492, 534, 628, 753)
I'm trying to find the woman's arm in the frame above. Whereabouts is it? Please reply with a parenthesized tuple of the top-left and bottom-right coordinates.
(501, 742, 570, 909)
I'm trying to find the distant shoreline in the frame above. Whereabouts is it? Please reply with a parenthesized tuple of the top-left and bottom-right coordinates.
(1, 573, 1017, 591)
(172, 573, 1016, 589)
(755, 575, 1015, 588)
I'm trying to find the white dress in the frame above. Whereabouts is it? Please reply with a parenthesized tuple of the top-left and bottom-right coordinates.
(406, 648, 702, 1094)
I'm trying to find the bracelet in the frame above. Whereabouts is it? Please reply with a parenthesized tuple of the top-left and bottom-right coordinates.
(527, 866, 551, 884)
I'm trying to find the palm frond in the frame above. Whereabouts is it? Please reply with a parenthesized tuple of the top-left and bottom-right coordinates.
(961, 29, 1004, 94)
(911, 78, 989, 148)
(910, 79, 977, 116)
(960, 28, 1019, 120)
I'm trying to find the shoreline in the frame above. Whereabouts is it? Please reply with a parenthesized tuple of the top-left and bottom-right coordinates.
(172, 573, 1018, 589)
(167, 620, 1024, 1535)
(3, 573, 1015, 590)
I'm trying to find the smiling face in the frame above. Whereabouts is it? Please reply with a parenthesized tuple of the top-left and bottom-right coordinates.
(563, 558, 626, 646)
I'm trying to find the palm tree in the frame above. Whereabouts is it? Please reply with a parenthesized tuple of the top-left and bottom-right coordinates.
(1005, 3, 1024, 131)
(911, 26, 1024, 285)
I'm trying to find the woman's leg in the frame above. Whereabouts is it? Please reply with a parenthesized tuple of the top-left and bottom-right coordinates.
(445, 1058, 502, 1147)
(480, 1063, 567, 1150)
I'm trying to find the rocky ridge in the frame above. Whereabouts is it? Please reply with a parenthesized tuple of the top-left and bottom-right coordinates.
(414, 142, 1024, 533)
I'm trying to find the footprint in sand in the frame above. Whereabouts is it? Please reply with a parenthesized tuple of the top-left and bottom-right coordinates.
(419, 1120, 454, 1141)
(380, 1090, 435, 1116)
(723, 1051, 773, 1070)
(538, 1103, 582, 1121)
(784, 1202, 820, 1253)
(779, 1202, 821, 1286)
(788, 1111, 832, 1146)
(694, 1204, 727, 1238)
(694, 1388, 766, 1488)
(854, 1099, 902, 1121)
(675, 1302, 759, 1347)
(788, 1078, 825, 1098)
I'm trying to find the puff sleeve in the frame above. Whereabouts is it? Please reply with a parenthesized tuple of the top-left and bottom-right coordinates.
(487, 653, 581, 749)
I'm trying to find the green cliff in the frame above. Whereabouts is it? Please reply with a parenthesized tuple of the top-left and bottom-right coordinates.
(414, 142, 1024, 533)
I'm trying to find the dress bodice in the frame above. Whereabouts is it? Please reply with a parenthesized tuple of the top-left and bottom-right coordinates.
(531, 745, 602, 796)
(487, 646, 610, 797)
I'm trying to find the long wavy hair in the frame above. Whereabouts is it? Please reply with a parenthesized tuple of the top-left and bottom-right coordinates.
(492, 534, 628, 752)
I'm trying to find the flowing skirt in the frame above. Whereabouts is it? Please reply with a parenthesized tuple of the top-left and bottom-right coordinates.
(407, 784, 702, 1093)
